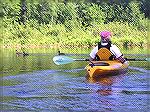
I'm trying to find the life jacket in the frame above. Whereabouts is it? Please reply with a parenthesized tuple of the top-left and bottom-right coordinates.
(95, 42, 114, 61)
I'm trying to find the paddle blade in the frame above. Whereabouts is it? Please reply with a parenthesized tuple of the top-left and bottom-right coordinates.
(53, 56, 74, 65)
(146, 58, 150, 62)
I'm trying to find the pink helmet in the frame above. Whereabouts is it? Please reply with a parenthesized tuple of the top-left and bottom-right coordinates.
(100, 31, 112, 39)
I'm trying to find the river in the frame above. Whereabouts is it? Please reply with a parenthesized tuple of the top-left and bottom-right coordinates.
(0, 48, 150, 112)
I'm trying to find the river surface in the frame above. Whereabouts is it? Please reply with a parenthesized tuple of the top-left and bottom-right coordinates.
(0, 48, 150, 112)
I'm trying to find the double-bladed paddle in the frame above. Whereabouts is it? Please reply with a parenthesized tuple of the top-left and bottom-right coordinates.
(53, 55, 150, 65)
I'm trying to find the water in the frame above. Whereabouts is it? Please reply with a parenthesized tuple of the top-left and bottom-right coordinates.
(1, 48, 150, 112)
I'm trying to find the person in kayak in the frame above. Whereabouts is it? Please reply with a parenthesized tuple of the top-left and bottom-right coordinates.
(89, 31, 128, 64)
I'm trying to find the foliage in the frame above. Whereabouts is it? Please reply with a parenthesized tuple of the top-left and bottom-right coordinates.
(0, 0, 148, 48)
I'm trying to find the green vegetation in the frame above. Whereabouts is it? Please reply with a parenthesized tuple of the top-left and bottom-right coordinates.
(1, 0, 149, 48)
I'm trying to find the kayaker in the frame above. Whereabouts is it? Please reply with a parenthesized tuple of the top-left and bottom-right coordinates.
(89, 31, 128, 64)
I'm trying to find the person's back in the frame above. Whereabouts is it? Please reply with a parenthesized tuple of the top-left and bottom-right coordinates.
(90, 31, 128, 65)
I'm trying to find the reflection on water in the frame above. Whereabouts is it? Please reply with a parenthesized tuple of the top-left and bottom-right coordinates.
(87, 76, 116, 96)
(1, 48, 150, 112)
(86, 72, 125, 96)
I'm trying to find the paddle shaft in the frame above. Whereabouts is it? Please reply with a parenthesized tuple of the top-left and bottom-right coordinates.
(74, 59, 89, 61)
(74, 58, 148, 61)
(125, 58, 148, 61)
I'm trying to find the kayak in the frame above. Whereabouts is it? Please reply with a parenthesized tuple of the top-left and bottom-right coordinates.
(85, 60, 129, 77)
(52, 55, 130, 77)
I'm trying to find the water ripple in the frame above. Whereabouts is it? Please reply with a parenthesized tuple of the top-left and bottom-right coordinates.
(1, 68, 150, 112)
(128, 66, 150, 73)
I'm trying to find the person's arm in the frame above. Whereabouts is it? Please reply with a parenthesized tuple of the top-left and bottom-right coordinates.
(110, 45, 127, 64)
(89, 46, 98, 61)
(116, 55, 127, 64)
(89, 56, 95, 61)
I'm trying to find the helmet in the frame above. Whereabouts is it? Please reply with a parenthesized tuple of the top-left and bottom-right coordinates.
(100, 31, 112, 39)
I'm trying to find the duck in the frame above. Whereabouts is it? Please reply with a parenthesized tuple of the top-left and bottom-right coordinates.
(16, 50, 29, 56)
(22, 51, 29, 56)
(58, 50, 65, 55)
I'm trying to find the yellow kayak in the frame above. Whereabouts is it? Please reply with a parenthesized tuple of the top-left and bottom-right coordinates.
(85, 60, 129, 77)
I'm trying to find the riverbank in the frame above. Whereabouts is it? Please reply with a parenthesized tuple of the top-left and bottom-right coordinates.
(1, 42, 148, 49)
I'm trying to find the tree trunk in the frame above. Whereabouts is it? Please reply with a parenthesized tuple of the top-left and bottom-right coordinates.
(20, 0, 27, 25)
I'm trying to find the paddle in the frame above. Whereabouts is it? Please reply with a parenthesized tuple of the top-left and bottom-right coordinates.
(53, 56, 150, 65)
